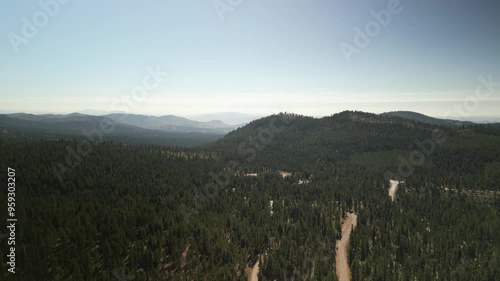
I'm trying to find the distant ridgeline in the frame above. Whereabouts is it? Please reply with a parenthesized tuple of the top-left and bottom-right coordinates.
(0, 113, 229, 146)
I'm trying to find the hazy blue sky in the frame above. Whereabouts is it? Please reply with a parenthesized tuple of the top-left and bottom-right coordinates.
(1, 0, 499, 119)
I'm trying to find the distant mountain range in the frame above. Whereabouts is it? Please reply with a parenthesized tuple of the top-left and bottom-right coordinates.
(4, 112, 241, 133)
(104, 113, 240, 133)
(0, 113, 229, 146)
(379, 111, 475, 126)
(189, 112, 262, 125)
(77, 110, 258, 126)
(2, 111, 499, 147)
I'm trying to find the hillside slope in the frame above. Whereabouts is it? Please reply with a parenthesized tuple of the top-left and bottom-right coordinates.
(0, 114, 221, 146)
(211, 111, 500, 188)
(380, 111, 474, 126)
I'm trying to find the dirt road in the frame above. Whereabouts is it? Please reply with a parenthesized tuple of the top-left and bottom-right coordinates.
(389, 180, 399, 201)
(246, 259, 259, 281)
(335, 213, 357, 281)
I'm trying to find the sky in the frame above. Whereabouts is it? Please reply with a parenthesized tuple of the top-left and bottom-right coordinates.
(1, 0, 499, 120)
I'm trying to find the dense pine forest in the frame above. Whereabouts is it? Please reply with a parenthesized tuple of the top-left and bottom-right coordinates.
(1, 111, 500, 280)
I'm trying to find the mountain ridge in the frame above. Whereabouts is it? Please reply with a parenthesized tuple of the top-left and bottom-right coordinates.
(104, 113, 236, 133)
(379, 111, 474, 127)
(4, 112, 240, 134)
(0, 114, 222, 146)
(211, 111, 500, 176)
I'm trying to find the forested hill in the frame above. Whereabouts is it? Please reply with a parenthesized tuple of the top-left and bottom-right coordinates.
(211, 111, 500, 189)
(379, 111, 474, 126)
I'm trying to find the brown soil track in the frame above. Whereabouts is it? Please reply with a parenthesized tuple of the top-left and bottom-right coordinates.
(335, 213, 357, 281)
(246, 259, 259, 281)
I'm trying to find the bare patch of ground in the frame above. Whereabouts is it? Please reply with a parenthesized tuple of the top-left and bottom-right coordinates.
(440, 186, 500, 203)
(180, 244, 190, 268)
(389, 180, 400, 201)
(278, 171, 292, 178)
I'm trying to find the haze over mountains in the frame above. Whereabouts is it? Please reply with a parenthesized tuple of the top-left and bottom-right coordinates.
(73, 110, 258, 126)
(188, 112, 262, 125)
(380, 111, 475, 127)
(104, 113, 239, 133)
(2, 112, 239, 131)
(0, 113, 228, 146)
(2, 110, 499, 148)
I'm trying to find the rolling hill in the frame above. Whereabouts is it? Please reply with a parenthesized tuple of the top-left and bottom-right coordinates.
(211, 111, 500, 186)
(0, 114, 222, 146)
(380, 111, 474, 126)
(104, 113, 239, 133)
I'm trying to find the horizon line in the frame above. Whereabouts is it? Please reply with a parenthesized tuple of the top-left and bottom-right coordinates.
(2, 109, 500, 124)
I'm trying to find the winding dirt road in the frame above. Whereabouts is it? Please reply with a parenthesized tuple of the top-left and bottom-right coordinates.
(246, 259, 259, 281)
(335, 213, 357, 281)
